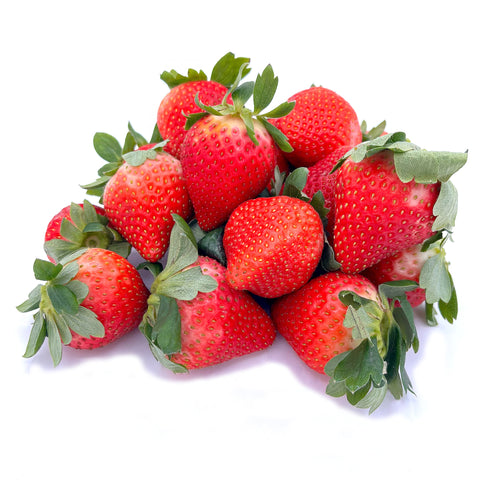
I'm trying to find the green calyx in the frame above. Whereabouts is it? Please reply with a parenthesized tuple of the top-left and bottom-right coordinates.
(138, 215, 218, 373)
(16, 255, 105, 366)
(325, 282, 419, 413)
(81, 122, 164, 201)
(185, 63, 295, 153)
(333, 132, 468, 232)
(160, 51, 251, 89)
(44, 199, 131, 263)
(419, 232, 457, 325)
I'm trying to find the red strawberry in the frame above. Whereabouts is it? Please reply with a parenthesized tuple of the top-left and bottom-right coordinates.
(223, 195, 324, 298)
(271, 272, 379, 374)
(44, 200, 131, 263)
(179, 64, 295, 231)
(332, 133, 467, 274)
(271, 271, 422, 412)
(17, 248, 149, 365)
(170, 256, 276, 369)
(180, 114, 281, 230)
(157, 53, 250, 158)
(270, 86, 362, 168)
(102, 145, 192, 262)
(139, 216, 275, 372)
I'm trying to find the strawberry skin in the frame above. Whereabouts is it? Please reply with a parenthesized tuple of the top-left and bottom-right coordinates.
(169, 256, 276, 369)
(333, 150, 440, 274)
(270, 86, 362, 168)
(362, 243, 437, 307)
(157, 80, 229, 158)
(69, 248, 149, 349)
(103, 151, 192, 262)
(223, 196, 324, 298)
(180, 114, 278, 231)
(271, 271, 379, 374)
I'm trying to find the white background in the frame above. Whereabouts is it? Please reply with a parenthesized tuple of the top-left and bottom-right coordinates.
(2, 1, 479, 478)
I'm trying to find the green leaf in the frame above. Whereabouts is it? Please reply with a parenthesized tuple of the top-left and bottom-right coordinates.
(240, 111, 257, 145)
(393, 296, 418, 352)
(232, 81, 254, 110)
(150, 123, 164, 144)
(330, 338, 385, 393)
(156, 267, 218, 301)
(260, 101, 295, 119)
(123, 131, 137, 154)
(160, 68, 208, 89)
(258, 117, 293, 153)
(33, 259, 62, 281)
(46, 317, 62, 367)
(419, 253, 452, 304)
(150, 295, 182, 355)
(17, 284, 42, 313)
(393, 149, 468, 184)
(438, 273, 457, 323)
(122, 147, 158, 167)
(66, 280, 89, 304)
(63, 307, 105, 339)
(378, 280, 419, 301)
(211, 52, 251, 87)
(432, 180, 458, 231)
(139, 318, 188, 373)
(46, 284, 79, 315)
(93, 132, 123, 163)
(184, 111, 209, 130)
(23, 311, 47, 358)
(128, 122, 148, 147)
(283, 167, 308, 196)
(52, 261, 80, 286)
(59, 218, 84, 244)
(355, 383, 388, 414)
(253, 64, 278, 114)
(198, 226, 227, 266)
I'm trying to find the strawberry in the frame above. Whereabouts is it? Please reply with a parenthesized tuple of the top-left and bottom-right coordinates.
(223, 195, 324, 298)
(157, 53, 250, 158)
(102, 143, 192, 262)
(270, 85, 362, 168)
(139, 215, 275, 372)
(17, 248, 149, 366)
(44, 199, 131, 263)
(179, 63, 295, 231)
(271, 271, 421, 412)
(332, 132, 467, 274)
(363, 233, 458, 325)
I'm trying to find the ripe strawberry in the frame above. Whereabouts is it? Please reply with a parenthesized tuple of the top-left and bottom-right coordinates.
(138, 216, 275, 372)
(102, 144, 192, 262)
(272, 272, 379, 374)
(44, 200, 131, 263)
(223, 195, 324, 298)
(271, 271, 422, 412)
(157, 52, 250, 158)
(17, 248, 149, 365)
(170, 256, 276, 369)
(332, 133, 467, 274)
(179, 64, 295, 231)
(270, 86, 362, 168)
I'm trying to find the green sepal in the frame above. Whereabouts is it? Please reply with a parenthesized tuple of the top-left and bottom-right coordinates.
(23, 311, 47, 359)
(185, 63, 294, 152)
(18, 258, 105, 366)
(419, 248, 452, 304)
(122, 141, 168, 166)
(127, 121, 148, 148)
(139, 215, 218, 372)
(160, 68, 208, 89)
(44, 200, 131, 263)
(361, 120, 387, 142)
(210, 52, 251, 87)
(93, 132, 123, 163)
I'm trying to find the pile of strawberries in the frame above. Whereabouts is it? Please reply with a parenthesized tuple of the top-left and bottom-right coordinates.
(18, 53, 468, 412)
